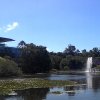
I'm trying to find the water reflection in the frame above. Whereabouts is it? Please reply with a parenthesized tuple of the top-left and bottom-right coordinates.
(0, 88, 49, 100)
(48, 72, 100, 97)
(0, 72, 100, 100)
(86, 72, 93, 89)
(18, 88, 49, 100)
(64, 85, 86, 96)
(92, 74, 100, 92)
(64, 86, 76, 96)
(86, 72, 100, 92)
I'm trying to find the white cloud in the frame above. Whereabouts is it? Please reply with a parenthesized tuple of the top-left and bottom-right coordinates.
(0, 22, 19, 32)
(4, 22, 19, 32)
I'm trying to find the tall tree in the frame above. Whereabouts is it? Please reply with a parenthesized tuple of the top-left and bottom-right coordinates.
(17, 40, 26, 48)
(64, 44, 76, 55)
(89, 47, 100, 57)
(81, 49, 88, 57)
(18, 42, 51, 74)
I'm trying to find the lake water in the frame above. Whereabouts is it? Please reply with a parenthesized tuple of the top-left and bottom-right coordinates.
(0, 72, 100, 100)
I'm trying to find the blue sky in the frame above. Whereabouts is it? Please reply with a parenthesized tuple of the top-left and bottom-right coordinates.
(0, 0, 100, 52)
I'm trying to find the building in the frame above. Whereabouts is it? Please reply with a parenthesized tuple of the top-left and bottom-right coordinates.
(0, 37, 20, 58)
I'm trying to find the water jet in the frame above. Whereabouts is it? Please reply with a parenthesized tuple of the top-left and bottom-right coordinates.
(86, 57, 92, 72)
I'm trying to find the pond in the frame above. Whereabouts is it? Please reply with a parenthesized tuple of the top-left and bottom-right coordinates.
(0, 72, 100, 100)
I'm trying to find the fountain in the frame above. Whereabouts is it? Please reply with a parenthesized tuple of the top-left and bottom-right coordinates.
(86, 57, 92, 72)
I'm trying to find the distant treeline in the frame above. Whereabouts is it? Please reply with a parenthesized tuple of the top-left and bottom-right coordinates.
(0, 41, 100, 77)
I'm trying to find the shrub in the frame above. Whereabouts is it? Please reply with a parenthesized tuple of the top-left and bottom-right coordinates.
(60, 57, 85, 70)
(60, 58, 68, 70)
(95, 65, 100, 70)
(0, 57, 22, 77)
(64, 66, 69, 70)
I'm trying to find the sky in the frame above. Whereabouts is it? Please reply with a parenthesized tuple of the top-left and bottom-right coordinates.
(0, 0, 100, 52)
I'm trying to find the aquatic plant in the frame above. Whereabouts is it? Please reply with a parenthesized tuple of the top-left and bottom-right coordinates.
(0, 78, 76, 95)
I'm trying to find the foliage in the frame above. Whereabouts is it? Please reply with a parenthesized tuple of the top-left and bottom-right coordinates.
(64, 44, 76, 56)
(1, 41, 100, 74)
(50, 54, 62, 70)
(0, 57, 22, 77)
(60, 58, 68, 70)
(67, 58, 84, 70)
(95, 65, 100, 70)
(18, 43, 51, 74)
(17, 40, 26, 48)
(81, 49, 88, 57)
(90, 48, 100, 57)
(60, 56, 86, 70)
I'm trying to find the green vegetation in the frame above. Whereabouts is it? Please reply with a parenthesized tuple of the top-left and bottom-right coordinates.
(0, 57, 22, 77)
(0, 78, 76, 95)
(95, 65, 100, 70)
(17, 42, 51, 74)
(60, 56, 85, 70)
(0, 42, 100, 75)
(50, 53, 62, 70)
(50, 91, 63, 94)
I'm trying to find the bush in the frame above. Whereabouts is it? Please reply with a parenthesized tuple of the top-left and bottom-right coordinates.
(68, 58, 84, 69)
(64, 66, 69, 70)
(60, 57, 85, 70)
(95, 65, 100, 70)
(0, 57, 22, 77)
(60, 58, 68, 70)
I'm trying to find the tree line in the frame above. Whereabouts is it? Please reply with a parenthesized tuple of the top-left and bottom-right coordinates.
(0, 41, 100, 76)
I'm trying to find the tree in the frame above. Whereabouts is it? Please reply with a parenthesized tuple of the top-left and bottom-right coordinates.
(18, 42, 51, 74)
(90, 47, 100, 57)
(60, 56, 85, 70)
(64, 44, 76, 56)
(60, 58, 69, 70)
(0, 57, 22, 77)
(17, 40, 26, 48)
(75, 49, 80, 55)
(50, 55, 62, 70)
(81, 49, 88, 57)
(67, 58, 84, 69)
